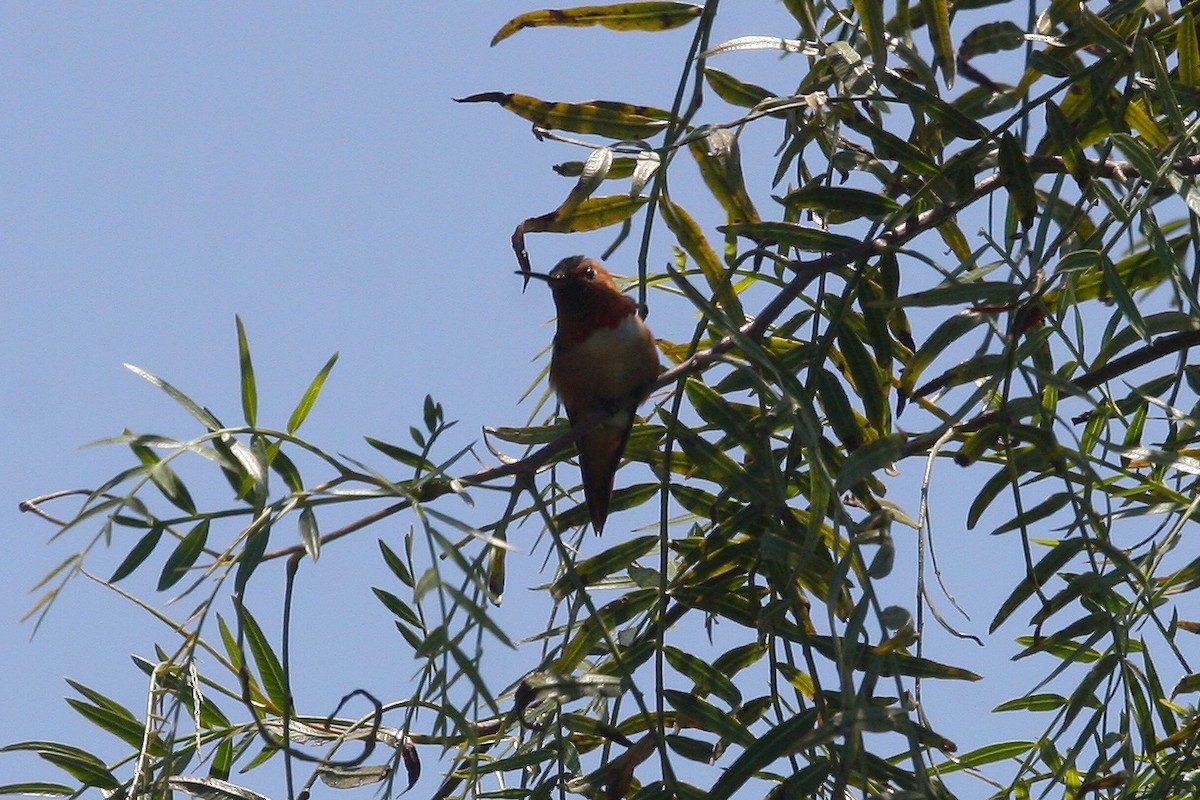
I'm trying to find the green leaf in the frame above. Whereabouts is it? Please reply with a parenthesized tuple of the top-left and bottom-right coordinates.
(235, 316, 257, 427)
(237, 603, 288, 713)
(835, 434, 904, 492)
(960, 21, 1025, 58)
(998, 131, 1036, 229)
(550, 535, 658, 600)
(811, 369, 865, 451)
(660, 199, 744, 321)
(837, 326, 889, 434)
(372, 587, 423, 628)
(691, 130, 759, 225)
(455, 92, 673, 139)
(880, 73, 989, 140)
(852, 0, 887, 69)
(832, 106, 938, 175)
(124, 363, 223, 431)
(365, 436, 436, 473)
(1179, 11, 1200, 88)
(777, 185, 902, 223)
(967, 446, 1048, 530)
(109, 524, 165, 583)
(702, 67, 773, 108)
(65, 696, 149, 752)
(443, 585, 516, 649)
(268, 447, 304, 493)
(554, 156, 638, 179)
(553, 589, 657, 672)
(378, 539, 414, 587)
(707, 710, 824, 800)
(543, 194, 649, 233)
(663, 646, 742, 706)
(0, 742, 121, 790)
(486, 423, 567, 446)
(685, 379, 758, 446)
(0, 783, 75, 796)
(492, 2, 702, 46)
(157, 520, 210, 592)
(990, 538, 1086, 632)
(235, 525, 271, 593)
(993, 693, 1067, 712)
(933, 740, 1035, 773)
(1099, 250, 1149, 343)
(128, 436, 196, 514)
(169, 775, 272, 800)
(298, 506, 320, 561)
(921, 0, 955, 86)
(720, 220, 860, 253)
(288, 352, 338, 434)
(59, 680, 155, 757)
(664, 690, 755, 746)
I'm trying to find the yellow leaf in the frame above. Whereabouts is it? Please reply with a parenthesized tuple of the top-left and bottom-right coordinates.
(455, 92, 673, 139)
(492, 2, 703, 46)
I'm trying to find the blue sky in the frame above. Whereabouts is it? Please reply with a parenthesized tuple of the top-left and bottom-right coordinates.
(3, 4, 1070, 797)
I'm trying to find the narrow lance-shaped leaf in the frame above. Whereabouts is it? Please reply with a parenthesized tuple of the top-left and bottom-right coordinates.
(1179, 11, 1200, 88)
(836, 434, 904, 492)
(998, 131, 1036, 230)
(702, 67, 773, 109)
(455, 92, 674, 139)
(0, 782, 75, 796)
(550, 534, 659, 600)
(169, 776, 272, 800)
(690, 129, 759, 225)
(109, 524, 165, 583)
(778, 185, 902, 224)
(298, 506, 320, 562)
(128, 435, 196, 514)
(235, 524, 271, 596)
(235, 315, 257, 427)
(236, 602, 289, 714)
(838, 324, 889, 435)
(720, 220, 860, 253)
(124, 363, 223, 431)
(0, 742, 121, 790)
(921, 0, 955, 87)
(543, 194, 649, 233)
(492, 2, 703, 46)
(158, 520, 210, 592)
(852, 0, 887, 70)
(660, 199, 744, 322)
(288, 352, 338, 434)
(663, 647, 743, 706)
(664, 690, 756, 746)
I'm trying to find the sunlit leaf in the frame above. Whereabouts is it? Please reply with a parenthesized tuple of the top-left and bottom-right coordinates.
(702, 67, 773, 108)
(492, 2, 702, 46)
(170, 776, 272, 800)
(287, 352, 338, 434)
(921, 0, 955, 86)
(455, 92, 674, 139)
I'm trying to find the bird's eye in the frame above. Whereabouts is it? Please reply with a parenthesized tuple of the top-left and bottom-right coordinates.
(584, 266, 596, 279)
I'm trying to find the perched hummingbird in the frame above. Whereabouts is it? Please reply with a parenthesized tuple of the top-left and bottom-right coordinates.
(523, 256, 661, 534)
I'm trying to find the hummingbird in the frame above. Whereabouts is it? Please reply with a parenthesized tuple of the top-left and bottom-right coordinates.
(523, 256, 661, 534)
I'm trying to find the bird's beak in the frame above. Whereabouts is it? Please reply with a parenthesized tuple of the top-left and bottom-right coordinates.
(516, 269, 552, 293)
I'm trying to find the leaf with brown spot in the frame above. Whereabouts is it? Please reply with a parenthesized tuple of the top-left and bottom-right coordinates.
(492, 3, 703, 46)
(456, 92, 674, 139)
